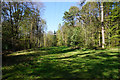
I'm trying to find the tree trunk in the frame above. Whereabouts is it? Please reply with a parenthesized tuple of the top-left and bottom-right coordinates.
(99, 31, 101, 47)
(9, 2, 14, 51)
(85, 26, 87, 47)
(98, 2, 101, 47)
(30, 22, 33, 48)
(101, 2, 105, 48)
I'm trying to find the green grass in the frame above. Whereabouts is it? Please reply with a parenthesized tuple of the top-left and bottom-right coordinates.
(2, 47, 120, 79)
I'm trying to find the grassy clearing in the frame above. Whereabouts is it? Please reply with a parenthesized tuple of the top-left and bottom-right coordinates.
(3, 47, 119, 79)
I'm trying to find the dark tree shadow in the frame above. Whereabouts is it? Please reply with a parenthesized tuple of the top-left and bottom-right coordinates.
(2, 47, 120, 79)
(3, 47, 76, 66)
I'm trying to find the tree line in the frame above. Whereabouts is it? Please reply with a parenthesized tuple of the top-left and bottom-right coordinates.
(2, 2, 120, 53)
(2, 2, 46, 51)
(56, 2, 120, 49)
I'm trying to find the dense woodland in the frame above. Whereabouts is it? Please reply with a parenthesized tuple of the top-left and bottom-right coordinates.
(2, 2, 46, 51)
(56, 2, 120, 49)
(2, 2, 120, 53)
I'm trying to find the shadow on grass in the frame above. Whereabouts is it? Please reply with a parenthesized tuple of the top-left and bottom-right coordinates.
(54, 51, 96, 59)
(2, 51, 47, 66)
(95, 52, 119, 58)
(3, 60, 76, 79)
(2, 47, 120, 79)
(3, 47, 76, 66)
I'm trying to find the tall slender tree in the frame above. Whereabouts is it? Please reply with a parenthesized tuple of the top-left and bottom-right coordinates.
(101, 2, 105, 48)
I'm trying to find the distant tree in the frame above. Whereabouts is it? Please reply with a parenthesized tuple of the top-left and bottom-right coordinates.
(53, 31, 57, 46)
(44, 31, 54, 47)
(63, 6, 79, 27)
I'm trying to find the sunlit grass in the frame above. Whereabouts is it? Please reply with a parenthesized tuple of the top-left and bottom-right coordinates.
(3, 47, 119, 79)
(8, 50, 47, 56)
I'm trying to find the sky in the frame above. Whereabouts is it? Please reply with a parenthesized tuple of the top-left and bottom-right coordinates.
(42, 2, 79, 32)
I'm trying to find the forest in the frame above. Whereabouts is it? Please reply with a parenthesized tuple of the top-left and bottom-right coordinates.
(2, 2, 120, 51)
(2, 1, 120, 79)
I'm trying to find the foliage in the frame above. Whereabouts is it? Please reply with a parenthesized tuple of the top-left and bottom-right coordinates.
(56, 2, 120, 48)
(2, 2, 46, 51)
(105, 3, 120, 47)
